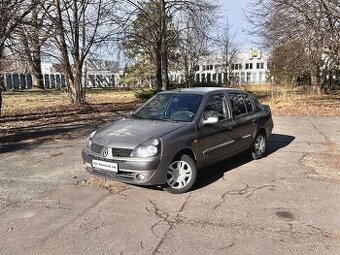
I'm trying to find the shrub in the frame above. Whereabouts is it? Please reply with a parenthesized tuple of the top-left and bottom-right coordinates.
(134, 89, 158, 101)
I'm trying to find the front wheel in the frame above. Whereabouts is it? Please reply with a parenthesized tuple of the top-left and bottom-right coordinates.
(163, 154, 197, 194)
(251, 133, 267, 160)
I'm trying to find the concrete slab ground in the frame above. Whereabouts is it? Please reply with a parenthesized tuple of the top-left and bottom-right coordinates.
(0, 116, 339, 255)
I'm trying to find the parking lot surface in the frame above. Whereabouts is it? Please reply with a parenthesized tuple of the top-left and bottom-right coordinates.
(0, 116, 339, 255)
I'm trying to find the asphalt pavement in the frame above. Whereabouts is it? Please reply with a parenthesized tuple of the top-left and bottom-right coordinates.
(0, 116, 339, 255)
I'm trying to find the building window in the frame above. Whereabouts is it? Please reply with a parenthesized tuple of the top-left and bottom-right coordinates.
(207, 73, 211, 82)
(256, 63, 264, 69)
(196, 74, 200, 82)
(232, 64, 239, 70)
(218, 73, 222, 84)
(245, 63, 253, 69)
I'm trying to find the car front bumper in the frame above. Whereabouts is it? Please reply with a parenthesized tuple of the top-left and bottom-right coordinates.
(81, 149, 169, 186)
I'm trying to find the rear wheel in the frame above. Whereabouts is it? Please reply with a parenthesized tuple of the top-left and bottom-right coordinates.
(163, 154, 197, 194)
(251, 133, 267, 160)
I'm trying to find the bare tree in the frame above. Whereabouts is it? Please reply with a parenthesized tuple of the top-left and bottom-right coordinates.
(0, 0, 37, 60)
(248, 0, 340, 91)
(218, 24, 239, 87)
(0, 0, 37, 116)
(10, 1, 53, 89)
(178, 6, 216, 87)
(48, 0, 123, 104)
(123, 0, 217, 91)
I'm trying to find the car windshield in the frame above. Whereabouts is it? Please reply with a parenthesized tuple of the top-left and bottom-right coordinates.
(133, 93, 203, 122)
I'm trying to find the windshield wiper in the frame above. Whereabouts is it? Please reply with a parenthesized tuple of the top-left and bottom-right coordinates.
(148, 116, 175, 122)
(131, 114, 145, 120)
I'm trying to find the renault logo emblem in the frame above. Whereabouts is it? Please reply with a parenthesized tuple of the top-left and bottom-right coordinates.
(102, 148, 108, 157)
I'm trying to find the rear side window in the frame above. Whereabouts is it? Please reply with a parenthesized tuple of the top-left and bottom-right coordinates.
(203, 93, 230, 121)
(243, 96, 254, 112)
(229, 93, 254, 117)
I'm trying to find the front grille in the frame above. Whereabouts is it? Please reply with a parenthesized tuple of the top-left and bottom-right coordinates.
(112, 147, 133, 157)
(92, 168, 134, 180)
(91, 143, 104, 154)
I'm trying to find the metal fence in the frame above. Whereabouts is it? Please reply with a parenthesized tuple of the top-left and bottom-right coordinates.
(2, 72, 117, 89)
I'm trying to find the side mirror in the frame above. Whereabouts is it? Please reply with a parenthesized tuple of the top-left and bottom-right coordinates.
(202, 116, 218, 126)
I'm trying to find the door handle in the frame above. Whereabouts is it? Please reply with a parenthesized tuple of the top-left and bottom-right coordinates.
(251, 119, 257, 123)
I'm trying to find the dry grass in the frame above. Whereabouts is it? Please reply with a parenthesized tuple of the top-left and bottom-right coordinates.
(246, 85, 340, 116)
(1, 89, 137, 117)
(1, 86, 340, 117)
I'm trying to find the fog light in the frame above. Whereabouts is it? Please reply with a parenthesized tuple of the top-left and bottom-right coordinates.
(135, 173, 146, 182)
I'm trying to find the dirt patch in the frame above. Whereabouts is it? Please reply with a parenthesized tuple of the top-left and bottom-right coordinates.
(276, 211, 295, 221)
(78, 177, 130, 193)
(301, 153, 340, 183)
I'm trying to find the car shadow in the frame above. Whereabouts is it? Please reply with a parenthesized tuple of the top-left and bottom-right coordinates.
(192, 134, 295, 191)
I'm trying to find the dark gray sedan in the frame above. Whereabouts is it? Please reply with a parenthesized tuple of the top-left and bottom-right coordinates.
(82, 87, 273, 193)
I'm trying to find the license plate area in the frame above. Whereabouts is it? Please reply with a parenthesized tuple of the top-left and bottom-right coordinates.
(92, 159, 118, 173)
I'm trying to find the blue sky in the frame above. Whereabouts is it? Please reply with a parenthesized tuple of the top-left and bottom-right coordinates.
(219, 0, 259, 49)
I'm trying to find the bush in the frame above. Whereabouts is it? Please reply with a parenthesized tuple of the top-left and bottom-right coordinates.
(169, 81, 222, 89)
(192, 81, 222, 87)
(134, 89, 158, 101)
(134, 81, 222, 101)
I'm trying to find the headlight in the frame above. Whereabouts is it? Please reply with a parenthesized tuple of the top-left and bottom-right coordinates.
(85, 130, 96, 148)
(130, 139, 161, 157)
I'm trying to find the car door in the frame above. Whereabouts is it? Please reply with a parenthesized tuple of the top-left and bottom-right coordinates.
(228, 92, 257, 151)
(197, 93, 235, 163)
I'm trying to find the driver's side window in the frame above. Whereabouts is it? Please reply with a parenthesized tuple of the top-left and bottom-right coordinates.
(203, 93, 230, 122)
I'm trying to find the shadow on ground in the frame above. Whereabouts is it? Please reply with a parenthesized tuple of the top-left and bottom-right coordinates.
(0, 124, 96, 153)
(0, 107, 133, 153)
(193, 134, 295, 191)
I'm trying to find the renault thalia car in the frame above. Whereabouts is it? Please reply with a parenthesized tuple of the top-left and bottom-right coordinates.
(82, 87, 273, 194)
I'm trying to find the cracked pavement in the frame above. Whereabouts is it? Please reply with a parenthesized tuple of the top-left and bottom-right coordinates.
(0, 116, 340, 254)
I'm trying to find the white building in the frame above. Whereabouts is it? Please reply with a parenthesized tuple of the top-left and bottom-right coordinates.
(171, 48, 269, 85)
(40, 59, 121, 88)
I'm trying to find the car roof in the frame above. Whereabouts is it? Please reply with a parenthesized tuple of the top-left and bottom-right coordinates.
(162, 87, 245, 95)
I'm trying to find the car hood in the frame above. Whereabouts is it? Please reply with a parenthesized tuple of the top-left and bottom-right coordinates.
(92, 118, 188, 148)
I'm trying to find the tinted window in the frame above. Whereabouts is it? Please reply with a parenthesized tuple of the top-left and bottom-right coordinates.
(203, 93, 230, 121)
(244, 96, 254, 112)
(229, 93, 248, 116)
(229, 93, 255, 116)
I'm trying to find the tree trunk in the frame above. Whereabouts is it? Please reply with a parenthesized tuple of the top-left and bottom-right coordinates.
(161, 48, 169, 90)
(184, 55, 190, 87)
(155, 46, 162, 91)
(159, 0, 169, 91)
(311, 67, 321, 94)
(69, 63, 85, 104)
(24, 6, 44, 90)
(0, 48, 4, 117)
(0, 75, 3, 117)
(30, 55, 44, 89)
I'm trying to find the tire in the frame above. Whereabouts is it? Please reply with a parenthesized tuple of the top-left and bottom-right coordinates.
(251, 133, 267, 160)
(163, 154, 197, 194)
